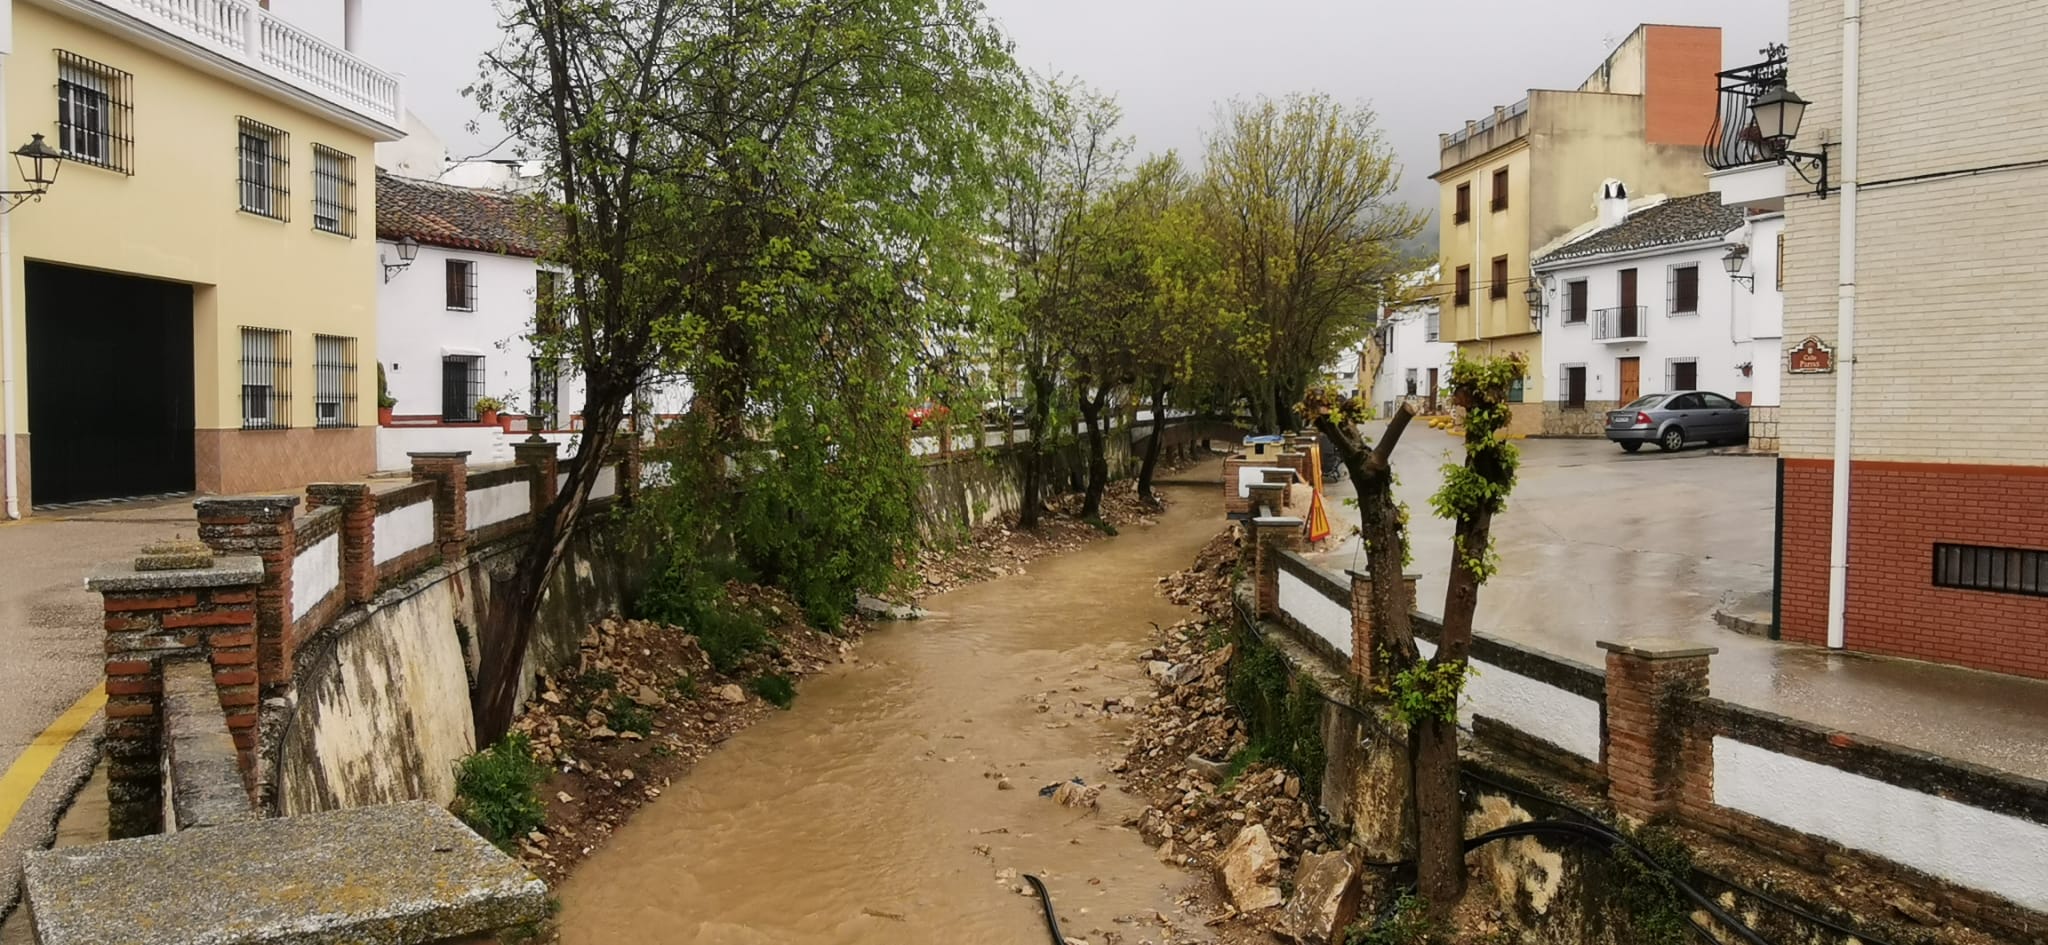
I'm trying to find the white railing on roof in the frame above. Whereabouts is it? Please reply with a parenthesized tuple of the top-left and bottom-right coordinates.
(97, 0, 401, 129)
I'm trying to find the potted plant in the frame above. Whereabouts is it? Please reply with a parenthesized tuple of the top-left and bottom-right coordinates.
(377, 364, 398, 426)
(474, 396, 505, 427)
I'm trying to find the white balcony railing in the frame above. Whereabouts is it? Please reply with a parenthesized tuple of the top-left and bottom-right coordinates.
(100, 0, 401, 128)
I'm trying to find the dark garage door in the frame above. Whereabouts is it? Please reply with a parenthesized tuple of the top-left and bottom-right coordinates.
(26, 262, 195, 505)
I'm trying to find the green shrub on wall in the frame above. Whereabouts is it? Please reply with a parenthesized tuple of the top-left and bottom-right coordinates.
(1226, 625, 1328, 799)
(451, 734, 549, 849)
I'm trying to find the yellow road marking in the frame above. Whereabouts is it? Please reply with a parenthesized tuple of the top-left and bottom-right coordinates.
(0, 684, 106, 838)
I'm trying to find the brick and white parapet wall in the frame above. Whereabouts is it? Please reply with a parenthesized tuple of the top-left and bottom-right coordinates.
(1250, 520, 2048, 932)
(90, 439, 637, 836)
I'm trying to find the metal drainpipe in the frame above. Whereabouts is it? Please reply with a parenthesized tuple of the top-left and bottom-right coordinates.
(1825, 0, 1861, 650)
(1, 58, 19, 521)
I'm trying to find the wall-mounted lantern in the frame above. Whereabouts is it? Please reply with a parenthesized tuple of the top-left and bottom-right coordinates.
(1522, 282, 1545, 329)
(1750, 83, 1830, 198)
(1722, 245, 1755, 292)
(381, 236, 420, 282)
(2, 134, 63, 211)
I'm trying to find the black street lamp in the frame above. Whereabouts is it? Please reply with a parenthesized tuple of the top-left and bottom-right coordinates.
(1750, 82, 1829, 198)
(2, 134, 62, 210)
(1722, 245, 1755, 292)
(1522, 282, 1545, 329)
(382, 235, 421, 282)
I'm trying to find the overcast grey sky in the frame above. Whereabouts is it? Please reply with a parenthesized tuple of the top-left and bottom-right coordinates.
(358, 0, 1788, 214)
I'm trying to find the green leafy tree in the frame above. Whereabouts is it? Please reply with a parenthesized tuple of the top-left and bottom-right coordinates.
(991, 77, 1128, 528)
(469, 0, 1025, 737)
(1200, 93, 1426, 432)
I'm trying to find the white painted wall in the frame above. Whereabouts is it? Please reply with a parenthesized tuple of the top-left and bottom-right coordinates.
(467, 480, 531, 531)
(1714, 737, 2048, 912)
(1413, 636, 1602, 762)
(1370, 299, 1457, 416)
(1743, 214, 1786, 409)
(292, 532, 342, 621)
(376, 241, 581, 426)
(1278, 569, 1353, 658)
(371, 501, 434, 566)
(1538, 238, 1753, 406)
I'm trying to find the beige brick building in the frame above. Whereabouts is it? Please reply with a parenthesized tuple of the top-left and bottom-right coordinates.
(1777, 0, 2048, 678)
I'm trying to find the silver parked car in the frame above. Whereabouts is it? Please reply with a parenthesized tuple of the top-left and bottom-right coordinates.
(1605, 391, 1748, 453)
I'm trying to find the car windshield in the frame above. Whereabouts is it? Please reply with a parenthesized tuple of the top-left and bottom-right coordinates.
(1623, 394, 1668, 409)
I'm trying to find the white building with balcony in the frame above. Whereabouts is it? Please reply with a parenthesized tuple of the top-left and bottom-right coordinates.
(1, 0, 404, 512)
(1532, 181, 1780, 440)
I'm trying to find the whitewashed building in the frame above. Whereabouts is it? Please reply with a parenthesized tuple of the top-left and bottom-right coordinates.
(1369, 271, 1456, 418)
(374, 171, 583, 469)
(1531, 182, 1781, 440)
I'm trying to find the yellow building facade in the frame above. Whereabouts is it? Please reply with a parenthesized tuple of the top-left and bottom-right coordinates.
(1, 0, 401, 511)
(1431, 24, 1721, 435)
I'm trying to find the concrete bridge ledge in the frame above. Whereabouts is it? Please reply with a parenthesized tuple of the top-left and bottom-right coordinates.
(22, 801, 546, 945)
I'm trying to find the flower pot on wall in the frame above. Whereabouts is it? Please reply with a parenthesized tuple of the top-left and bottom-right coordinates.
(378, 406, 395, 426)
(479, 409, 499, 427)
(500, 414, 519, 434)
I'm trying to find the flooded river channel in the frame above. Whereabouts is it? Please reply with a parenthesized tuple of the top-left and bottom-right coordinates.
(556, 472, 1228, 944)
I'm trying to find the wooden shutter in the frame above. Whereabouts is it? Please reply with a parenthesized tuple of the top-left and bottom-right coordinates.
(1456, 184, 1470, 223)
(1455, 266, 1471, 305)
(1490, 256, 1508, 299)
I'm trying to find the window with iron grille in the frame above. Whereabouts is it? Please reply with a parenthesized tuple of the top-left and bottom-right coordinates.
(1454, 183, 1470, 224)
(1560, 365, 1587, 408)
(447, 259, 478, 311)
(535, 269, 564, 336)
(1668, 264, 1700, 315)
(530, 357, 562, 430)
(1425, 310, 1440, 341)
(311, 145, 356, 237)
(1489, 256, 1508, 300)
(1453, 266, 1470, 307)
(1490, 167, 1509, 211)
(442, 355, 484, 421)
(1666, 358, 1698, 392)
(313, 335, 357, 428)
(237, 118, 289, 220)
(1935, 543, 2048, 597)
(56, 51, 132, 174)
(1565, 280, 1588, 324)
(1404, 369, 1418, 396)
(240, 327, 291, 429)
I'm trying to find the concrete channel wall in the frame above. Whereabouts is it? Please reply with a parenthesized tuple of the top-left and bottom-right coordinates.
(1238, 476, 2048, 943)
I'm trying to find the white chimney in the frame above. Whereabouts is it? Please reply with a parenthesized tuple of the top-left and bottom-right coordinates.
(1597, 179, 1630, 228)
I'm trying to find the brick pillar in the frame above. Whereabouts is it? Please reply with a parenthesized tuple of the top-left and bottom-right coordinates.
(195, 496, 300, 688)
(1223, 455, 1251, 516)
(305, 484, 375, 605)
(513, 436, 561, 515)
(89, 547, 265, 838)
(409, 451, 471, 559)
(1346, 570, 1420, 684)
(1599, 638, 1717, 824)
(1250, 516, 1305, 619)
(1247, 482, 1284, 518)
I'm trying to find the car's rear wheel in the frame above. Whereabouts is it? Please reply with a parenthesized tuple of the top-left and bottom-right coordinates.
(1660, 427, 1686, 452)
(1619, 441, 1642, 453)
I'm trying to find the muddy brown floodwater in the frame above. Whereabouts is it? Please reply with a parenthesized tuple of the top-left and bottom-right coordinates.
(556, 470, 1228, 944)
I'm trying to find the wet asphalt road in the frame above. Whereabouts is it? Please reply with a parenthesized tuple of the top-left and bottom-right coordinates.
(1310, 424, 2048, 781)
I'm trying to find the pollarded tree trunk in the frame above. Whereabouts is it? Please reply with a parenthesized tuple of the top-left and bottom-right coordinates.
(1017, 371, 1056, 529)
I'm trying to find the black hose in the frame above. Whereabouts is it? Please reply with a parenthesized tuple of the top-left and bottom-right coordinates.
(1464, 819, 1769, 945)
(1023, 874, 1066, 945)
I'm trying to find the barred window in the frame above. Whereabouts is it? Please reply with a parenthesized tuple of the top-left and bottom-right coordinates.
(446, 259, 477, 311)
(311, 145, 356, 237)
(57, 51, 132, 174)
(530, 357, 562, 430)
(237, 117, 289, 220)
(1935, 544, 2048, 597)
(442, 355, 484, 421)
(240, 328, 292, 429)
(313, 335, 357, 428)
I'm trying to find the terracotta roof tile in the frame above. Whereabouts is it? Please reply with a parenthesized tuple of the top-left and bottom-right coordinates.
(375, 171, 549, 258)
